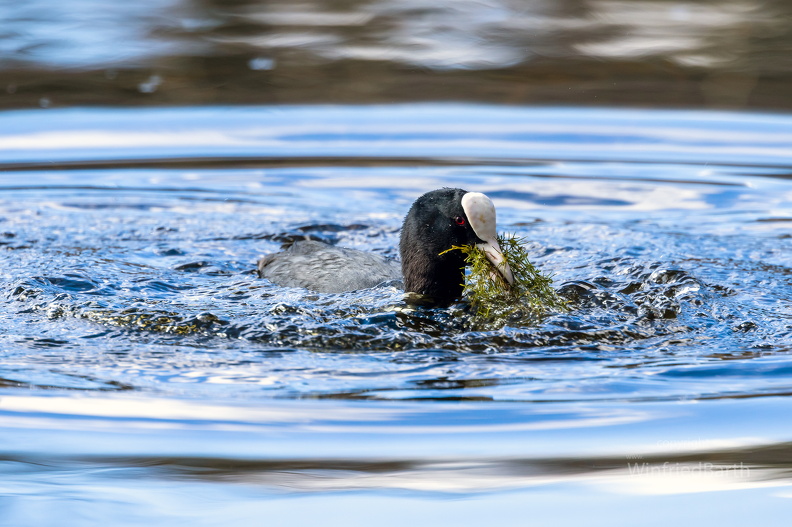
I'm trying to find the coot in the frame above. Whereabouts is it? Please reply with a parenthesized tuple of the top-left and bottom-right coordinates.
(257, 188, 514, 304)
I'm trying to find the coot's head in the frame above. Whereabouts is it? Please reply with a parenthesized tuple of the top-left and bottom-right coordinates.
(399, 188, 514, 305)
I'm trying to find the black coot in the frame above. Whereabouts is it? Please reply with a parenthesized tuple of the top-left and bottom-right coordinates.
(257, 188, 513, 304)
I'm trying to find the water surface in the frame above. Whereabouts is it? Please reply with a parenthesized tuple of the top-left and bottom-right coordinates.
(1, 104, 792, 525)
(3, 0, 792, 109)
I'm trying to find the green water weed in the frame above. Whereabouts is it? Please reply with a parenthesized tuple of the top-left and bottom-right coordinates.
(442, 235, 567, 323)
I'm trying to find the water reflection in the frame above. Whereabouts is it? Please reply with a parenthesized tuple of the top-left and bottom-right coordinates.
(2, 0, 792, 108)
(2, 106, 791, 166)
(0, 0, 202, 67)
(0, 102, 791, 522)
(2, 393, 792, 498)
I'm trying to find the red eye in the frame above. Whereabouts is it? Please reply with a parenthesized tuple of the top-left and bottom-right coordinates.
(454, 216, 466, 226)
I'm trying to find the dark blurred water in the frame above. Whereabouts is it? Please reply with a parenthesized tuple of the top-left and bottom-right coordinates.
(2, 0, 792, 109)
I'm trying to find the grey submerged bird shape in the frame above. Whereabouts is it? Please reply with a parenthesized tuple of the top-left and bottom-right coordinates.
(257, 188, 514, 305)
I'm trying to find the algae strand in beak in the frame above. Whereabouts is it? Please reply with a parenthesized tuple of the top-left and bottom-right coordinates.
(442, 234, 568, 321)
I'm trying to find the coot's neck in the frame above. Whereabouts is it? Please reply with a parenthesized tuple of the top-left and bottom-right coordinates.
(401, 246, 466, 305)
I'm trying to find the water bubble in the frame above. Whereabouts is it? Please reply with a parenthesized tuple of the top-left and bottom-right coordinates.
(138, 75, 163, 94)
(248, 57, 275, 71)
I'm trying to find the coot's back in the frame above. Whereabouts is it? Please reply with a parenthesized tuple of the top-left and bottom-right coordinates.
(258, 240, 402, 293)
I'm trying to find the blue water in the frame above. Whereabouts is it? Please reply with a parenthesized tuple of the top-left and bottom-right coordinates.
(1, 104, 791, 526)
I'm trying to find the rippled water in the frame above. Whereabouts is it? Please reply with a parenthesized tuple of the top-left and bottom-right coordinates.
(3, 0, 792, 109)
(1, 104, 792, 525)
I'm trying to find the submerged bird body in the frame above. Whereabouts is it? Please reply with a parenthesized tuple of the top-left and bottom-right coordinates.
(257, 188, 513, 304)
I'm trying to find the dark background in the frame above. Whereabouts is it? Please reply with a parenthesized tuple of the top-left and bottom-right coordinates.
(2, 0, 791, 110)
